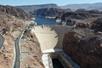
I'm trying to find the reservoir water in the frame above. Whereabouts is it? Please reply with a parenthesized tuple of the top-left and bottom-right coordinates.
(35, 16, 57, 25)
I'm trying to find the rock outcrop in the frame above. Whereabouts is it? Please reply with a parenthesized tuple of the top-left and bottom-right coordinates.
(91, 18, 102, 32)
(0, 5, 31, 19)
(63, 30, 102, 68)
(35, 8, 64, 17)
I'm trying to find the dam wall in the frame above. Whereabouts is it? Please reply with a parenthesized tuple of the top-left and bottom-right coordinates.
(31, 25, 72, 53)
(31, 25, 79, 68)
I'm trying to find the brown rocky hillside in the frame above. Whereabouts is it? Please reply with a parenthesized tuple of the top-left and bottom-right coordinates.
(63, 29, 102, 68)
(0, 5, 31, 19)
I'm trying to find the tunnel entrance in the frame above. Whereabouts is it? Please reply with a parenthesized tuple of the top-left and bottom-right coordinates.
(52, 58, 64, 68)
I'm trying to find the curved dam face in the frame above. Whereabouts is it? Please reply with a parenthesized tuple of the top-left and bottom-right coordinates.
(31, 25, 79, 68)
(31, 25, 72, 53)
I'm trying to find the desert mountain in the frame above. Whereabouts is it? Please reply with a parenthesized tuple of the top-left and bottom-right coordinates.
(61, 3, 102, 11)
(16, 4, 58, 14)
(0, 5, 31, 19)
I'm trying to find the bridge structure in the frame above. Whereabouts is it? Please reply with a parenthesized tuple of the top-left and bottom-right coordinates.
(31, 25, 78, 68)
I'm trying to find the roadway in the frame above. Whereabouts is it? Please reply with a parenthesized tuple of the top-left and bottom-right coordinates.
(13, 37, 20, 68)
(13, 25, 29, 68)
(0, 34, 4, 49)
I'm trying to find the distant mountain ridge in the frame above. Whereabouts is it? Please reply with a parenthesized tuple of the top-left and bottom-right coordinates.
(16, 3, 102, 16)
(61, 3, 102, 11)
(16, 4, 59, 14)
(17, 3, 102, 11)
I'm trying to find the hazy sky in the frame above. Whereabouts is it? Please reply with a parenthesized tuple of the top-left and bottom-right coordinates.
(0, 0, 102, 6)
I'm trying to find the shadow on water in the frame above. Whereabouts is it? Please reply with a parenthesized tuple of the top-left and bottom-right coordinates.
(52, 59, 64, 68)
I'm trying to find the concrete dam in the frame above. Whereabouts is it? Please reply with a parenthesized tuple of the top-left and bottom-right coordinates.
(31, 25, 80, 68)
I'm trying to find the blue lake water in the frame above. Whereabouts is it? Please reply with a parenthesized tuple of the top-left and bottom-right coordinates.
(35, 17, 57, 25)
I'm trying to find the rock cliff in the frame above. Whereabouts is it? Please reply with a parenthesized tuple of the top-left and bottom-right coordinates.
(63, 29, 102, 68)
(0, 5, 31, 19)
